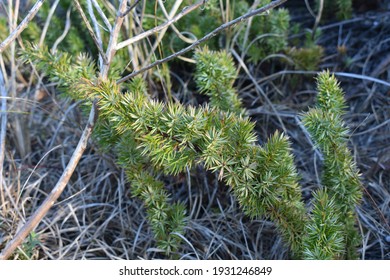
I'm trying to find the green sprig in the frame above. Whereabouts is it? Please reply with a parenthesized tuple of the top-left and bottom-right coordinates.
(302, 71, 362, 259)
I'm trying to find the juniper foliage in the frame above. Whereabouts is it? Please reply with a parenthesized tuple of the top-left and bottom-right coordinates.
(302, 71, 362, 259)
(22, 42, 362, 258)
(194, 47, 244, 115)
(302, 189, 345, 259)
(21, 44, 187, 255)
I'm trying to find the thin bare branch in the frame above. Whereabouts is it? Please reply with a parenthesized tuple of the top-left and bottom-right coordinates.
(304, 0, 316, 18)
(73, 0, 108, 65)
(312, 0, 323, 40)
(0, 100, 99, 260)
(158, 0, 195, 44)
(38, 0, 60, 47)
(251, 70, 390, 88)
(87, 0, 104, 69)
(51, 7, 71, 53)
(91, 0, 112, 32)
(0, 0, 46, 53)
(120, 0, 142, 18)
(115, 0, 204, 51)
(101, 0, 128, 78)
(0, 69, 8, 195)
(87, 0, 103, 48)
(117, 0, 288, 83)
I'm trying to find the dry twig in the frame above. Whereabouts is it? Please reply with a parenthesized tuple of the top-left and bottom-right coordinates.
(101, 0, 128, 78)
(0, 70, 7, 197)
(38, 0, 60, 47)
(0, 0, 46, 53)
(91, 0, 112, 32)
(120, 0, 142, 18)
(312, 0, 323, 39)
(74, 0, 108, 65)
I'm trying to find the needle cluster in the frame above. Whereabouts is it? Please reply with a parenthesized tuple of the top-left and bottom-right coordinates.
(22, 45, 362, 259)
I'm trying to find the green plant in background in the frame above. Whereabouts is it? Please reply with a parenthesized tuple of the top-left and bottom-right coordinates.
(36, 0, 88, 53)
(141, 1, 290, 63)
(236, 0, 290, 62)
(0, 0, 293, 78)
(140, 0, 219, 66)
(287, 28, 324, 71)
(143, 0, 222, 53)
(317, 0, 353, 20)
(285, 27, 324, 91)
(16, 232, 40, 260)
(286, 27, 324, 71)
(287, 45, 323, 71)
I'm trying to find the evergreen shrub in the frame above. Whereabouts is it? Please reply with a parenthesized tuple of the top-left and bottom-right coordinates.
(22, 44, 362, 259)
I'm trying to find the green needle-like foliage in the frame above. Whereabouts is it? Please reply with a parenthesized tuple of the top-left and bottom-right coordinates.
(22, 43, 363, 259)
(194, 47, 244, 115)
(303, 189, 345, 260)
(21, 46, 187, 255)
(128, 169, 187, 255)
(20, 44, 96, 100)
(193, 50, 306, 251)
(82, 77, 307, 256)
(302, 71, 362, 259)
(84, 79, 189, 255)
